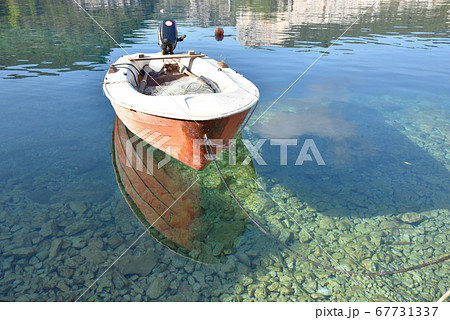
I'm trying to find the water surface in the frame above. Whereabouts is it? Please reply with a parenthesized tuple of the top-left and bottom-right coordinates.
(0, 0, 449, 302)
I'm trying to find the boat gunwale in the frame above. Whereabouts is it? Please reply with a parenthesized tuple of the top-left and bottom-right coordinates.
(103, 53, 259, 121)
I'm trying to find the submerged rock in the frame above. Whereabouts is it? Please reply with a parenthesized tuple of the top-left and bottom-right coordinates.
(279, 286, 293, 295)
(177, 282, 194, 300)
(373, 294, 391, 302)
(107, 234, 124, 249)
(192, 271, 205, 284)
(146, 277, 170, 299)
(303, 280, 317, 293)
(203, 175, 221, 188)
(171, 257, 186, 269)
(69, 201, 87, 215)
(319, 217, 335, 230)
(241, 275, 253, 287)
(56, 280, 70, 292)
(234, 283, 245, 294)
(7, 247, 35, 258)
(244, 193, 272, 214)
(0, 233, 12, 241)
(72, 237, 87, 249)
(97, 277, 113, 291)
(220, 258, 236, 273)
(118, 251, 159, 277)
(80, 244, 106, 264)
(400, 212, 423, 224)
(212, 242, 225, 256)
(39, 220, 57, 238)
(254, 287, 267, 300)
(354, 222, 372, 234)
(298, 230, 312, 243)
(271, 185, 290, 199)
(184, 261, 195, 273)
(112, 272, 128, 290)
(279, 230, 292, 243)
(336, 220, 351, 231)
(267, 282, 280, 292)
(28, 188, 53, 204)
(235, 252, 252, 267)
(57, 266, 74, 278)
(49, 238, 63, 259)
(64, 222, 88, 236)
(317, 287, 332, 296)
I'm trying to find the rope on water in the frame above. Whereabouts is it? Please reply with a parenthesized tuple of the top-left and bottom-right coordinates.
(204, 137, 450, 277)
(438, 288, 450, 302)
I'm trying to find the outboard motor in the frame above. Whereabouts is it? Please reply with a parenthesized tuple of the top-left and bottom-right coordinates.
(158, 19, 186, 54)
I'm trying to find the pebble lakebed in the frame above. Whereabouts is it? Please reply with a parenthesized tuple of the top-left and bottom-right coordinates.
(0, 96, 448, 302)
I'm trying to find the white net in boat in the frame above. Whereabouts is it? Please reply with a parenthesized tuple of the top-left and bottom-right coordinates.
(144, 77, 215, 96)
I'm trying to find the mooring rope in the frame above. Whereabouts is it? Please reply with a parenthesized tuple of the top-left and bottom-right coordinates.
(204, 137, 450, 277)
(438, 288, 450, 302)
(205, 103, 259, 149)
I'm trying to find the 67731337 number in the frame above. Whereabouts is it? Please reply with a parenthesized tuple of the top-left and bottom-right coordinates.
(375, 306, 438, 317)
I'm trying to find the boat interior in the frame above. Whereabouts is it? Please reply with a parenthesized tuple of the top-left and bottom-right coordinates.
(139, 63, 186, 87)
(103, 20, 258, 122)
(112, 53, 221, 97)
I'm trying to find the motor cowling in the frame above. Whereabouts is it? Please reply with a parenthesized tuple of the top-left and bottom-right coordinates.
(158, 19, 185, 54)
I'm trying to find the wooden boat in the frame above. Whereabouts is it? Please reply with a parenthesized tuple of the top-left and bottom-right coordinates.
(104, 20, 259, 170)
(112, 117, 251, 263)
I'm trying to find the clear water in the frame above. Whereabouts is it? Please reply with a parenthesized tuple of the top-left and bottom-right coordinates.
(0, 0, 449, 302)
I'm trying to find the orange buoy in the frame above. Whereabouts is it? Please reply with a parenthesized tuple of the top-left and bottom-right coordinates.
(215, 27, 224, 41)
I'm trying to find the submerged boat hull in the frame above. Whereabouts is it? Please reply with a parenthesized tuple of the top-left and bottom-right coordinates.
(112, 102, 250, 170)
(112, 117, 252, 264)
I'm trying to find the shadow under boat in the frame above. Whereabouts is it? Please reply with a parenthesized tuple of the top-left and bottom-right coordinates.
(252, 101, 450, 217)
(112, 117, 256, 264)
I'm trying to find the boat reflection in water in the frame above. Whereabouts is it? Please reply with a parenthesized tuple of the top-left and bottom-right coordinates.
(112, 117, 256, 264)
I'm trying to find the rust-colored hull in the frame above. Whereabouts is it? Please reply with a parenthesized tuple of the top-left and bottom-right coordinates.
(112, 117, 202, 252)
(112, 102, 250, 170)
(112, 117, 252, 264)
